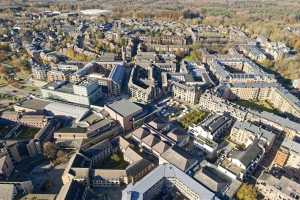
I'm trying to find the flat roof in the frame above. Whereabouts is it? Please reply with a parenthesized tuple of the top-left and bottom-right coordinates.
(106, 99, 142, 117)
(17, 98, 50, 110)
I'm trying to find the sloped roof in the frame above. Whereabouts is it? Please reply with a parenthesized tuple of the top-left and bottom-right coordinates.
(152, 141, 170, 155)
(124, 147, 143, 163)
(142, 134, 160, 147)
(132, 127, 150, 140)
(161, 147, 196, 172)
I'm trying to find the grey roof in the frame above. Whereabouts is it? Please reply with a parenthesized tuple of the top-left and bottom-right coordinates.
(57, 127, 87, 134)
(233, 121, 275, 142)
(255, 111, 300, 132)
(21, 194, 56, 200)
(106, 99, 142, 117)
(44, 102, 89, 121)
(87, 118, 114, 132)
(194, 166, 229, 192)
(231, 143, 263, 167)
(258, 172, 300, 197)
(122, 164, 217, 200)
(281, 138, 300, 154)
(201, 114, 231, 133)
(17, 98, 50, 110)
(161, 147, 196, 172)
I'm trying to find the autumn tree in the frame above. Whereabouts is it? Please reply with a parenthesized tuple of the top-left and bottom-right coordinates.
(236, 184, 257, 200)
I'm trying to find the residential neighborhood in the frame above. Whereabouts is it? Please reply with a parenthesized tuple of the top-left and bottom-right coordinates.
(0, 1, 300, 200)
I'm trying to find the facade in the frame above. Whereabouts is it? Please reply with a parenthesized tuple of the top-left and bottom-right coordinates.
(0, 152, 14, 179)
(104, 99, 143, 132)
(41, 80, 102, 106)
(171, 82, 201, 105)
(229, 121, 275, 149)
(128, 65, 163, 104)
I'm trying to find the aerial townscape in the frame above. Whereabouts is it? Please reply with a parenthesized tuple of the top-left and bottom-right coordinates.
(1, 0, 300, 200)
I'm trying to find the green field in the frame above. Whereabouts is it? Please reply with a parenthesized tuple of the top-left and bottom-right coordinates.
(178, 109, 208, 129)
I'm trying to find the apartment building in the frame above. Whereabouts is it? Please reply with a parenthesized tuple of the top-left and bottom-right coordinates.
(189, 114, 233, 141)
(273, 138, 300, 169)
(230, 121, 275, 149)
(122, 164, 217, 200)
(128, 65, 163, 104)
(256, 172, 300, 200)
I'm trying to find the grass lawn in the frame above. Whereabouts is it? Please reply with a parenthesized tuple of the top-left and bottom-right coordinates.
(16, 126, 40, 139)
(178, 109, 208, 129)
(96, 152, 129, 169)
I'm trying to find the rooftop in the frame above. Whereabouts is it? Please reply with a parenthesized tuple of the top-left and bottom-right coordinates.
(122, 164, 217, 200)
(106, 99, 142, 117)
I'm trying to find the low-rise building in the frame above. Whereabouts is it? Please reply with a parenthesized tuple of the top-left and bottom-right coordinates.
(104, 99, 143, 132)
(229, 121, 276, 149)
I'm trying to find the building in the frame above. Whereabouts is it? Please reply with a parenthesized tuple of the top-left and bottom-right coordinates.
(0, 184, 16, 200)
(128, 64, 163, 104)
(189, 114, 233, 141)
(193, 161, 242, 199)
(122, 164, 217, 200)
(272, 138, 300, 169)
(0, 152, 14, 179)
(168, 62, 213, 105)
(256, 172, 300, 200)
(41, 80, 102, 106)
(54, 127, 87, 149)
(104, 99, 143, 132)
(229, 121, 276, 149)
(159, 147, 197, 172)
(219, 142, 264, 180)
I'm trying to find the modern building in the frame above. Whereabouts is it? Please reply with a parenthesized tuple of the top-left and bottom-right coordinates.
(104, 99, 143, 131)
(41, 80, 102, 106)
(189, 114, 233, 141)
(122, 163, 218, 200)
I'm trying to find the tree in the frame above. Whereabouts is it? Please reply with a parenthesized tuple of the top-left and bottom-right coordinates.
(236, 184, 257, 200)
(43, 142, 57, 161)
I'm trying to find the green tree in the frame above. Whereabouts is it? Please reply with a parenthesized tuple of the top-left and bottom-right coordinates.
(43, 142, 57, 161)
